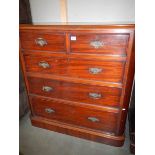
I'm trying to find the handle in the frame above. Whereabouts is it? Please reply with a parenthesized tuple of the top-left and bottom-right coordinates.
(88, 117, 100, 122)
(89, 67, 102, 74)
(35, 38, 47, 46)
(89, 92, 102, 99)
(42, 86, 53, 92)
(45, 108, 55, 114)
(38, 61, 50, 68)
(90, 40, 104, 48)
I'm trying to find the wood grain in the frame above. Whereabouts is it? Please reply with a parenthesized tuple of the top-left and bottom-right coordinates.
(67, 58, 125, 83)
(70, 33, 129, 55)
(30, 96, 119, 133)
(116, 31, 135, 135)
(28, 77, 122, 108)
(19, 23, 135, 31)
(19, 23, 135, 146)
(20, 30, 66, 52)
(24, 53, 68, 75)
(27, 72, 123, 88)
(31, 116, 125, 146)
(23, 53, 125, 83)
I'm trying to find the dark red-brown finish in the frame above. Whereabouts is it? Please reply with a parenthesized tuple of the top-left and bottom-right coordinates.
(19, 23, 135, 147)
(70, 33, 129, 55)
(30, 96, 118, 133)
(67, 58, 125, 83)
(20, 30, 66, 52)
(28, 77, 122, 108)
(24, 53, 68, 75)
(31, 116, 124, 147)
(24, 53, 125, 83)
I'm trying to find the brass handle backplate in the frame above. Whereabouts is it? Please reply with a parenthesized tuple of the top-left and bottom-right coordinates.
(38, 61, 50, 68)
(42, 86, 53, 92)
(88, 117, 100, 122)
(45, 108, 55, 114)
(90, 40, 104, 48)
(35, 38, 47, 46)
(89, 92, 102, 99)
(89, 67, 102, 74)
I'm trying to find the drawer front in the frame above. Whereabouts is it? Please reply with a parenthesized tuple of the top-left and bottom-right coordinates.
(24, 53, 125, 83)
(24, 54, 68, 76)
(30, 96, 118, 133)
(70, 34, 129, 55)
(28, 77, 121, 107)
(20, 30, 66, 52)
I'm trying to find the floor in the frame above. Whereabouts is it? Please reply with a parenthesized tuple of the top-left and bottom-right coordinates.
(19, 112, 132, 155)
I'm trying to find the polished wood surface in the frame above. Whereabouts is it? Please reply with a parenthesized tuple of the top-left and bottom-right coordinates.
(30, 96, 118, 133)
(28, 77, 122, 107)
(20, 30, 66, 52)
(20, 23, 135, 30)
(116, 31, 135, 135)
(24, 53, 125, 83)
(66, 59, 125, 83)
(19, 23, 135, 146)
(24, 53, 68, 75)
(70, 33, 129, 55)
(31, 116, 125, 147)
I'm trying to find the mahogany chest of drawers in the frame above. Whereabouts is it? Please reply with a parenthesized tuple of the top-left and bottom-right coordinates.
(19, 23, 135, 146)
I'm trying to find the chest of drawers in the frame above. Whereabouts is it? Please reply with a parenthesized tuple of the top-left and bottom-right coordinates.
(19, 23, 135, 146)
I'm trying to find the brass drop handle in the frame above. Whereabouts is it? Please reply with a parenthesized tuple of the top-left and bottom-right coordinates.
(89, 67, 103, 74)
(89, 93, 102, 99)
(90, 40, 104, 48)
(42, 86, 53, 92)
(45, 108, 55, 114)
(35, 38, 47, 46)
(88, 117, 100, 122)
(38, 61, 50, 68)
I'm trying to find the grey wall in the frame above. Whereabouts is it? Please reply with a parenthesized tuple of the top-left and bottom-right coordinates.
(68, 0, 135, 22)
(29, 0, 135, 23)
(29, 0, 61, 23)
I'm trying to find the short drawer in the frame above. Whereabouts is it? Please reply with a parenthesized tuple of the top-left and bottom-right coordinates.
(24, 53, 125, 83)
(30, 96, 118, 133)
(28, 77, 122, 108)
(70, 33, 129, 55)
(20, 30, 66, 52)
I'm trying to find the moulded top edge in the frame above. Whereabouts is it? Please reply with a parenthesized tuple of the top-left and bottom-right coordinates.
(19, 22, 135, 30)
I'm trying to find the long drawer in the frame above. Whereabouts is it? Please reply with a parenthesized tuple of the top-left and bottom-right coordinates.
(28, 77, 122, 107)
(30, 96, 118, 133)
(24, 53, 125, 83)
(20, 30, 66, 52)
(70, 33, 129, 55)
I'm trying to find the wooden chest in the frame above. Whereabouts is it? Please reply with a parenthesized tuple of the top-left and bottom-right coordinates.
(19, 23, 135, 146)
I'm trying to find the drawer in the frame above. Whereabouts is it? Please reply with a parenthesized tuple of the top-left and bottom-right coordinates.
(24, 53, 125, 83)
(20, 30, 66, 52)
(30, 96, 118, 133)
(70, 34, 129, 55)
(28, 77, 121, 107)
